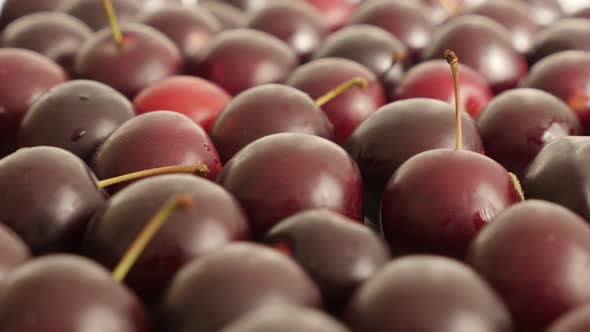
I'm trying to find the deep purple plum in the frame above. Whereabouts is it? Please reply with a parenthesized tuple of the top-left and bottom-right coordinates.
(218, 133, 363, 238)
(0, 0, 63, 28)
(159, 243, 321, 332)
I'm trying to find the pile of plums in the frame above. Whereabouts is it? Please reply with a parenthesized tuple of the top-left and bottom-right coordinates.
(3, 0, 590, 331)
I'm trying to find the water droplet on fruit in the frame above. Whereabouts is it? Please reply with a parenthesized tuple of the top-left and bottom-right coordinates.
(71, 129, 87, 142)
(203, 144, 211, 151)
(79, 94, 90, 101)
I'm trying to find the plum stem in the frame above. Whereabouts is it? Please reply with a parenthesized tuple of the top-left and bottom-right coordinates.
(112, 194, 195, 283)
(509, 172, 525, 202)
(445, 49, 462, 150)
(315, 77, 368, 107)
(103, 0, 123, 48)
(96, 164, 210, 189)
(439, 0, 461, 16)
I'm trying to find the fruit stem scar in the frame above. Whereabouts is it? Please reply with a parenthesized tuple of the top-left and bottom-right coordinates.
(103, 0, 124, 48)
(445, 49, 462, 150)
(112, 194, 195, 282)
(315, 77, 369, 108)
(96, 164, 210, 189)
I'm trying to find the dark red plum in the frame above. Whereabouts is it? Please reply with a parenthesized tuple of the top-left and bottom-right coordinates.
(211, 84, 333, 162)
(287, 58, 386, 144)
(0, 147, 105, 254)
(218, 133, 363, 238)
(468, 0, 540, 54)
(422, 15, 528, 93)
(312, 24, 407, 78)
(193, 29, 298, 96)
(137, 3, 221, 60)
(528, 19, 590, 64)
(0, 255, 150, 331)
(392, 60, 493, 117)
(467, 200, 590, 332)
(523, 136, 590, 221)
(246, 2, 327, 60)
(84, 174, 250, 301)
(307, 0, 355, 31)
(91, 111, 221, 192)
(263, 209, 390, 313)
(381, 149, 521, 258)
(2, 12, 92, 74)
(344, 99, 483, 223)
(346, 255, 512, 332)
(159, 243, 321, 332)
(548, 304, 590, 332)
(0, 0, 63, 28)
(133, 75, 231, 133)
(0, 224, 30, 281)
(58, 0, 142, 31)
(349, 0, 435, 64)
(220, 306, 350, 332)
(0, 48, 67, 158)
(520, 50, 590, 134)
(200, 0, 245, 30)
(477, 88, 581, 178)
(75, 23, 182, 98)
(18, 80, 136, 163)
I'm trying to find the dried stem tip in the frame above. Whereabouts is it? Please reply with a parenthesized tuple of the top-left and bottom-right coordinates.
(445, 50, 458, 65)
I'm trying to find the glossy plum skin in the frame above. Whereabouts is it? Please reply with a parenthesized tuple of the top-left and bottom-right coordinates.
(349, 0, 435, 64)
(0, 255, 150, 332)
(75, 23, 182, 98)
(58, 0, 142, 31)
(137, 3, 221, 61)
(523, 136, 590, 221)
(159, 243, 321, 332)
(200, 1, 245, 30)
(548, 304, 590, 332)
(193, 29, 298, 96)
(528, 19, 590, 64)
(344, 99, 483, 223)
(312, 24, 407, 79)
(2, 12, 92, 74)
(263, 209, 390, 313)
(467, 200, 590, 332)
(19, 80, 136, 163)
(468, 0, 540, 54)
(84, 174, 250, 301)
(0, 0, 63, 28)
(392, 60, 493, 117)
(218, 133, 363, 238)
(0, 224, 30, 281)
(91, 111, 221, 192)
(133, 75, 231, 133)
(246, 2, 327, 60)
(476, 88, 581, 178)
(307, 0, 355, 31)
(287, 58, 386, 144)
(0, 147, 106, 254)
(381, 149, 521, 258)
(422, 15, 528, 94)
(346, 255, 512, 332)
(520, 50, 590, 134)
(220, 306, 350, 332)
(0, 48, 67, 158)
(211, 84, 334, 162)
